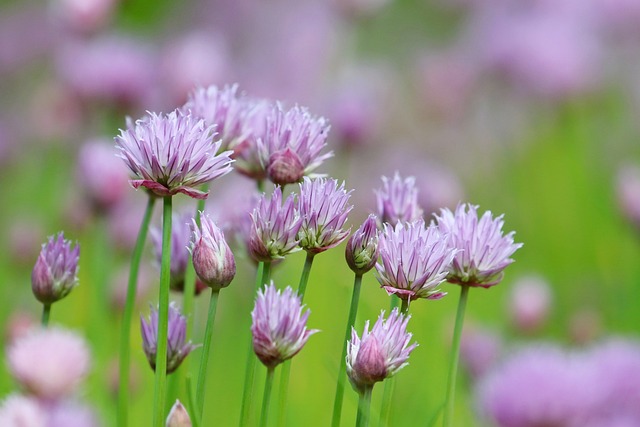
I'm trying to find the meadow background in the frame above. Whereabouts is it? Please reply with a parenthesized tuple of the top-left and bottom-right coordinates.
(1, 0, 640, 425)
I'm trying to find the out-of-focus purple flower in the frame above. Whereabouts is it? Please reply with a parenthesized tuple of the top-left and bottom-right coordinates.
(166, 399, 191, 427)
(332, 0, 390, 19)
(189, 212, 236, 290)
(297, 177, 353, 254)
(77, 139, 130, 213)
(110, 265, 153, 312)
(232, 99, 271, 181)
(345, 214, 379, 275)
(346, 308, 417, 392)
(140, 303, 197, 374)
(56, 36, 156, 108)
(375, 172, 424, 226)
(247, 187, 302, 262)
(435, 204, 522, 288)
(183, 84, 249, 152)
(151, 213, 206, 295)
(375, 220, 455, 301)
(460, 327, 502, 380)
(48, 400, 100, 427)
(616, 164, 640, 228)
(160, 31, 230, 105)
(115, 110, 234, 199)
(51, 0, 116, 34)
(7, 327, 90, 400)
(569, 308, 602, 345)
(258, 104, 333, 186)
(31, 232, 80, 305)
(476, 344, 601, 427)
(251, 282, 318, 368)
(0, 394, 45, 426)
(508, 275, 552, 334)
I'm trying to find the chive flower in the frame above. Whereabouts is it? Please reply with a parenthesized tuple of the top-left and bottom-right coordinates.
(375, 172, 423, 226)
(31, 232, 80, 305)
(189, 211, 236, 291)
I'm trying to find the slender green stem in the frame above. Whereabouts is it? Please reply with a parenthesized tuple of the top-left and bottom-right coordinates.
(356, 386, 373, 427)
(186, 375, 201, 427)
(443, 285, 470, 427)
(260, 367, 275, 427)
(277, 252, 316, 425)
(400, 299, 409, 314)
(117, 196, 155, 427)
(239, 262, 264, 427)
(41, 304, 51, 327)
(297, 252, 316, 302)
(378, 296, 400, 427)
(196, 289, 220, 422)
(331, 273, 363, 427)
(261, 261, 272, 287)
(153, 196, 173, 427)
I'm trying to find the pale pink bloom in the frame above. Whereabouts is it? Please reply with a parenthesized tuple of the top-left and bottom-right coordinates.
(166, 400, 191, 427)
(508, 275, 552, 333)
(51, 0, 116, 34)
(7, 328, 90, 400)
(0, 394, 46, 427)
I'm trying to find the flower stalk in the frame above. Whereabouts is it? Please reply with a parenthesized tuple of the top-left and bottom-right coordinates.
(356, 386, 373, 427)
(195, 289, 220, 421)
(443, 285, 469, 427)
(260, 367, 275, 427)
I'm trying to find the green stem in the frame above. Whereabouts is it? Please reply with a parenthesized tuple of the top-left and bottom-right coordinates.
(378, 296, 400, 427)
(196, 289, 220, 422)
(239, 262, 264, 427)
(186, 375, 201, 427)
(41, 304, 51, 327)
(277, 252, 316, 425)
(153, 196, 173, 427)
(443, 285, 470, 427)
(297, 252, 316, 302)
(261, 261, 272, 287)
(400, 299, 409, 314)
(117, 195, 155, 427)
(331, 273, 363, 427)
(260, 367, 275, 427)
(356, 386, 373, 427)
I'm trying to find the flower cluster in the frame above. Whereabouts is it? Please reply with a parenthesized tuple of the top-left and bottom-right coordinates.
(31, 232, 80, 305)
(375, 172, 423, 226)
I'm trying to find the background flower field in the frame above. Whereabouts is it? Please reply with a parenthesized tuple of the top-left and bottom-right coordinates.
(1, 0, 640, 425)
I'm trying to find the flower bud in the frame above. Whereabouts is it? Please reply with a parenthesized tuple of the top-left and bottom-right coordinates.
(166, 400, 192, 427)
(31, 232, 80, 305)
(352, 336, 387, 386)
(190, 212, 236, 291)
(345, 214, 379, 275)
(267, 148, 305, 185)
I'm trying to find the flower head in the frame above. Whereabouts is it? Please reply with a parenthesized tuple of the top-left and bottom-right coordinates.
(375, 220, 455, 301)
(31, 232, 80, 305)
(115, 109, 233, 199)
(298, 177, 353, 254)
(346, 308, 417, 392)
(251, 282, 319, 368)
(183, 84, 249, 152)
(435, 204, 522, 288)
(166, 399, 192, 427)
(232, 99, 271, 181)
(140, 302, 197, 374)
(0, 394, 45, 426)
(189, 211, 236, 290)
(345, 214, 379, 275)
(258, 104, 333, 185)
(375, 172, 423, 226)
(7, 328, 90, 400)
(248, 187, 302, 262)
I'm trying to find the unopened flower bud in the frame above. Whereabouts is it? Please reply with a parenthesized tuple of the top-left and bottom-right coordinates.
(166, 400, 192, 427)
(190, 212, 236, 291)
(352, 336, 387, 386)
(267, 148, 305, 186)
(31, 232, 80, 305)
(345, 214, 379, 275)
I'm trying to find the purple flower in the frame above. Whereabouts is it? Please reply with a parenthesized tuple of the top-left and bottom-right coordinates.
(508, 275, 552, 334)
(476, 345, 602, 427)
(0, 394, 45, 425)
(115, 110, 234, 199)
(247, 186, 302, 262)
(183, 84, 249, 152)
(346, 308, 417, 392)
(251, 282, 319, 368)
(258, 104, 333, 185)
(166, 399, 191, 427)
(345, 214, 379, 275)
(48, 400, 100, 427)
(31, 232, 80, 305)
(616, 164, 640, 229)
(140, 303, 197, 374)
(435, 204, 523, 288)
(232, 99, 271, 181)
(375, 172, 424, 226)
(375, 220, 455, 301)
(189, 211, 236, 291)
(7, 327, 91, 400)
(297, 177, 353, 254)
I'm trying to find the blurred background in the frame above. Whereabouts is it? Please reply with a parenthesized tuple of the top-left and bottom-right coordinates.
(1, 0, 640, 425)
